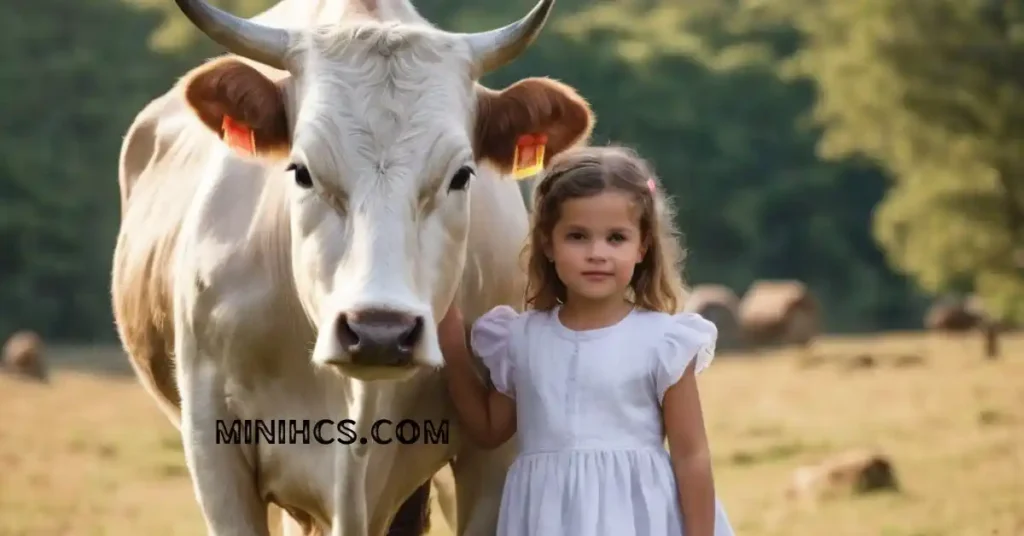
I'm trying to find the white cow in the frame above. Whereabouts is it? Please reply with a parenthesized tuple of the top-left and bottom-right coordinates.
(110, 0, 593, 534)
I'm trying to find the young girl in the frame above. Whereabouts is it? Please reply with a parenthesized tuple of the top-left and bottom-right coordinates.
(438, 145, 735, 536)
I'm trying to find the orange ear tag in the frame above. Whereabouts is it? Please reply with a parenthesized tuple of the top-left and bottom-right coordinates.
(221, 115, 256, 156)
(511, 133, 547, 180)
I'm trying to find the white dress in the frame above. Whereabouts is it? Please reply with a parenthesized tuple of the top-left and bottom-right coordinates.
(471, 304, 736, 536)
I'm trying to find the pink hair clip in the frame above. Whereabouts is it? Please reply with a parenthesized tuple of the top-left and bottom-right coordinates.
(646, 178, 656, 192)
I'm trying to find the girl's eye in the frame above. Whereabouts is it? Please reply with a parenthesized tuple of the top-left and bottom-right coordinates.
(609, 234, 626, 243)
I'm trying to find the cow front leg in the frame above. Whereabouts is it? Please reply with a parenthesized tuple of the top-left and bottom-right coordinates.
(450, 437, 517, 535)
(331, 445, 370, 536)
(177, 333, 269, 536)
(330, 382, 378, 536)
(332, 420, 429, 536)
(331, 382, 452, 536)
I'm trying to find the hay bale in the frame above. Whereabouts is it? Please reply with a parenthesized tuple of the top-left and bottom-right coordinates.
(787, 450, 898, 503)
(683, 284, 742, 351)
(2, 330, 48, 381)
(737, 280, 820, 348)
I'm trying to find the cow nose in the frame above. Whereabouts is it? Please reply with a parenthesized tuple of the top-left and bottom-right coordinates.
(336, 308, 424, 366)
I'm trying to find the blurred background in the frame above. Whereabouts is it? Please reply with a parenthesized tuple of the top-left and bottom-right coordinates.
(0, 0, 1021, 535)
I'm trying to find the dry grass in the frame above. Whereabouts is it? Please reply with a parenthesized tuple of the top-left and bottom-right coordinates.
(1, 333, 1022, 536)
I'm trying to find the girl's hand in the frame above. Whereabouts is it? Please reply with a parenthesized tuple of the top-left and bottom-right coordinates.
(437, 302, 467, 360)
(438, 302, 519, 450)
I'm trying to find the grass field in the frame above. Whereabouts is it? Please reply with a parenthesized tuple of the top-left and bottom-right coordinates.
(1, 332, 1022, 536)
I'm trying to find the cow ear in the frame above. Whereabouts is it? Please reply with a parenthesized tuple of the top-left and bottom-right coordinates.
(182, 57, 291, 159)
(473, 77, 594, 174)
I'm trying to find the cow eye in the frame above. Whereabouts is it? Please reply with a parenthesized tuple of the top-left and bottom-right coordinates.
(448, 165, 474, 192)
(286, 163, 313, 189)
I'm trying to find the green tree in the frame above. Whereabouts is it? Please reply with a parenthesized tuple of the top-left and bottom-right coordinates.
(0, 0, 200, 341)
(779, 0, 1024, 322)
(0, 0, 930, 340)
(540, 0, 926, 330)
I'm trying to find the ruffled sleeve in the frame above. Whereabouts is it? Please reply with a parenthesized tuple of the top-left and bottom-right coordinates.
(469, 305, 521, 398)
(653, 312, 718, 404)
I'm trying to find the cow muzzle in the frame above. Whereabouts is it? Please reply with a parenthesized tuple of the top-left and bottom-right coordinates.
(310, 304, 436, 377)
(336, 308, 424, 366)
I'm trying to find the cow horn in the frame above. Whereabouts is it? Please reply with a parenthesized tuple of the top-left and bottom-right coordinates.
(456, 0, 555, 76)
(174, 0, 293, 70)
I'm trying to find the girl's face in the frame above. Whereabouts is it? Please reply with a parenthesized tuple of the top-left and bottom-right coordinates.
(546, 190, 647, 306)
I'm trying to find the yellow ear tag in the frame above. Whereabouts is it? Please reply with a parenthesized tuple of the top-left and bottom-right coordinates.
(511, 133, 547, 180)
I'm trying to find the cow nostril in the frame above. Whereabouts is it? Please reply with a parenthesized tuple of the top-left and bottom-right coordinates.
(397, 316, 424, 353)
(336, 313, 359, 349)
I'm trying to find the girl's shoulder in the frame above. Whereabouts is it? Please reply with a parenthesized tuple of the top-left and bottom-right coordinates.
(634, 310, 719, 401)
(469, 306, 552, 369)
(644, 309, 718, 369)
(630, 308, 718, 340)
(470, 305, 544, 344)
(473, 305, 543, 329)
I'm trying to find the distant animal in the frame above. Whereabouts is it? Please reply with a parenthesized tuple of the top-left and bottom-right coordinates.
(923, 297, 985, 332)
(109, 0, 594, 534)
(738, 280, 821, 348)
(924, 295, 1006, 359)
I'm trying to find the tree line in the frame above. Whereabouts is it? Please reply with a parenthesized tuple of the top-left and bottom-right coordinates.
(1, 0, 1019, 342)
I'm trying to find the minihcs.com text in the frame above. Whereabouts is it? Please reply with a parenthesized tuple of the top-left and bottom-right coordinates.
(215, 418, 450, 446)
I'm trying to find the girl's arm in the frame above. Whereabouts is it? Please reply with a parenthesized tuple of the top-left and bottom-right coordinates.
(663, 360, 716, 536)
(438, 305, 517, 449)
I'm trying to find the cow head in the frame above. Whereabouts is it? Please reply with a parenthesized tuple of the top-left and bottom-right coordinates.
(177, 0, 593, 379)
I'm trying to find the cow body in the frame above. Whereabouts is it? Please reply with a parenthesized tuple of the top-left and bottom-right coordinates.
(111, 0, 592, 534)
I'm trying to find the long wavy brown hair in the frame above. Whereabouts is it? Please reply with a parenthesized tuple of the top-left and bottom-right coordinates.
(521, 144, 688, 313)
